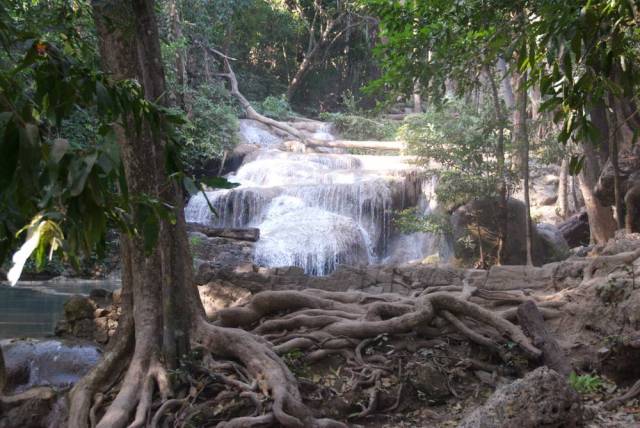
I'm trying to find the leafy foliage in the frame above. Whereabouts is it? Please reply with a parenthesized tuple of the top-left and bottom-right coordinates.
(0, 2, 234, 281)
(569, 372, 604, 395)
(180, 83, 240, 172)
(256, 95, 295, 121)
(394, 208, 451, 235)
(320, 112, 398, 140)
(397, 101, 516, 209)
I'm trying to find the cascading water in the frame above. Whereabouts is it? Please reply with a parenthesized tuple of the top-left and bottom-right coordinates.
(185, 119, 447, 275)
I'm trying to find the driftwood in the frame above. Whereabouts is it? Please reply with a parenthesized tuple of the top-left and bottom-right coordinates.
(305, 139, 404, 152)
(517, 300, 571, 376)
(187, 223, 260, 242)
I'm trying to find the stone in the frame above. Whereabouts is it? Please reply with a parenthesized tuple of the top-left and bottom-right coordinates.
(484, 265, 555, 291)
(558, 210, 590, 248)
(198, 281, 252, 319)
(536, 223, 570, 263)
(72, 319, 95, 339)
(63, 296, 95, 322)
(540, 195, 558, 206)
(1, 339, 101, 394)
(458, 367, 583, 428)
(451, 197, 545, 265)
(112, 288, 123, 305)
(408, 361, 450, 401)
(89, 288, 111, 300)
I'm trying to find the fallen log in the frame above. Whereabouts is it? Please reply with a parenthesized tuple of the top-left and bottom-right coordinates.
(517, 300, 571, 376)
(305, 139, 404, 152)
(187, 223, 260, 242)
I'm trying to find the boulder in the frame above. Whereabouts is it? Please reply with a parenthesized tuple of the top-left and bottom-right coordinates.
(536, 223, 570, 262)
(63, 296, 95, 322)
(1, 339, 101, 393)
(458, 367, 583, 428)
(558, 210, 590, 248)
(451, 198, 545, 265)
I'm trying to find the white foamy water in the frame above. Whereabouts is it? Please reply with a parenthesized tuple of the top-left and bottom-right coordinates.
(185, 121, 446, 275)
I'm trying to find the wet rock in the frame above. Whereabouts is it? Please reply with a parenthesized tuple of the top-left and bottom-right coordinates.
(63, 296, 95, 321)
(1, 339, 101, 394)
(458, 367, 583, 428)
(558, 210, 590, 248)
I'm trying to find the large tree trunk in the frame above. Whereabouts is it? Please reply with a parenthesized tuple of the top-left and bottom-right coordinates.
(69, 1, 200, 426)
(514, 70, 534, 266)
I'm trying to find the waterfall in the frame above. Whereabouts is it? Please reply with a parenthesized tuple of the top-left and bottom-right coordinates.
(185, 121, 448, 275)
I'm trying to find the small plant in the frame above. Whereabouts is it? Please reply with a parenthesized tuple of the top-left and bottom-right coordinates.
(189, 235, 203, 249)
(569, 372, 603, 394)
(282, 349, 308, 377)
(257, 95, 294, 120)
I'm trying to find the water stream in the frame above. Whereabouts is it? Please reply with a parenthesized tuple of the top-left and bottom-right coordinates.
(185, 119, 449, 275)
(0, 280, 119, 339)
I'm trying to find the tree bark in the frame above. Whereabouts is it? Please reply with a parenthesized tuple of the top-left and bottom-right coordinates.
(70, 2, 201, 426)
(167, 0, 187, 109)
(517, 300, 571, 376)
(579, 142, 617, 245)
(497, 57, 515, 110)
(607, 97, 625, 230)
(557, 156, 569, 219)
(514, 70, 533, 266)
(485, 64, 508, 265)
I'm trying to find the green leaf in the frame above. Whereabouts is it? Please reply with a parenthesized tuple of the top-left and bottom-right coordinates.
(69, 152, 98, 197)
(199, 176, 239, 189)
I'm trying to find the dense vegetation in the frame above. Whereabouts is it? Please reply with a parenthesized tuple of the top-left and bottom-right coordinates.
(1, 1, 640, 427)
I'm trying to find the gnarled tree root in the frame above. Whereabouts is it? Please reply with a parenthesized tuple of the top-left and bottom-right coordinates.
(69, 287, 546, 428)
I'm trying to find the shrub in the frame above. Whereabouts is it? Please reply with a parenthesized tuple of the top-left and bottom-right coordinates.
(256, 95, 295, 121)
(568, 372, 604, 395)
(397, 100, 517, 210)
(180, 82, 240, 172)
(320, 112, 399, 141)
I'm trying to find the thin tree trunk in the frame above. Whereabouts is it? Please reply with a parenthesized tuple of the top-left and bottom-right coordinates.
(557, 156, 569, 219)
(485, 64, 508, 265)
(515, 70, 534, 266)
(607, 98, 624, 230)
(412, 79, 422, 113)
(168, 0, 187, 109)
(497, 56, 515, 110)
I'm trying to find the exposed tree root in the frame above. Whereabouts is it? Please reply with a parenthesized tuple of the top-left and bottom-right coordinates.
(605, 378, 640, 410)
(583, 247, 640, 280)
(67, 284, 555, 428)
